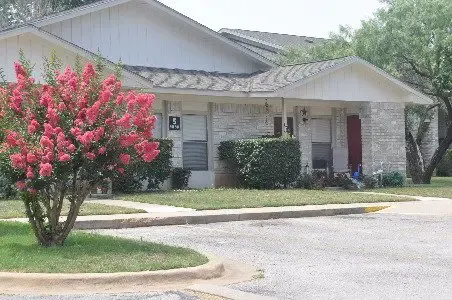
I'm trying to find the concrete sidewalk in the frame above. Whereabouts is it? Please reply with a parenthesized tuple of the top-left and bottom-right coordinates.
(4, 195, 450, 230)
(5, 202, 393, 229)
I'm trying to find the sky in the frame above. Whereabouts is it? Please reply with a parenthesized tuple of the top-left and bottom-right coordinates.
(159, 0, 384, 38)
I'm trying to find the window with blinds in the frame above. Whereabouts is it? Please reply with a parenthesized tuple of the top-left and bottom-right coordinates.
(182, 115, 208, 171)
(311, 118, 332, 169)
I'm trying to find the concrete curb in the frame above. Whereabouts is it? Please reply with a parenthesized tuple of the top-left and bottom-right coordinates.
(0, 255, 225, 295)
(73, 206, 389, 230)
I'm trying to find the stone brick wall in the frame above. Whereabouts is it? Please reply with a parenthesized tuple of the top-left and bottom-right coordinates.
(166, 101, 183, 167)
(294, 106, 312, 172)
(360, 102, 406, 175)
(211, 103, 274, 185)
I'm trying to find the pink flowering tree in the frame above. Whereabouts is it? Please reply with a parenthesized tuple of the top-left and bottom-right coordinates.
(0, 57, 159, 246)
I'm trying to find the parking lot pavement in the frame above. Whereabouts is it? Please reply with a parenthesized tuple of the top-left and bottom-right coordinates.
(98, 213, 452, 300)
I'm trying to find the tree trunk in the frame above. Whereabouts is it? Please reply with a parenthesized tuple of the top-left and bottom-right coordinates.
(423, 123, 452, 183)
(21, 180, 92, 247)
(405, 123, 425, 184)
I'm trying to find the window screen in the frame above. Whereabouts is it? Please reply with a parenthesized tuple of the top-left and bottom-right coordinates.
(274, 117, 294, 137)
(311, 119, 332, 169)
(182, 115, 208, 171)
(311, 119, 331, 143)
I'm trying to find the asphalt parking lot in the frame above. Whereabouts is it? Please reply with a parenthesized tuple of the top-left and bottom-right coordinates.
(98, 213, 452, 300)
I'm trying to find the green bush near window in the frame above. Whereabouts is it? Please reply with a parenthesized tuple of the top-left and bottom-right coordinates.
(219, 138, 301, 189)
(113, 139, 173, 193)
(382, 171, 405, 187)
(437, 149, 452, 177)
(171, 168, 192, 189)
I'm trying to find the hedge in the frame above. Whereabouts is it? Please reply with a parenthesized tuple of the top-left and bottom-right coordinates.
(437, 149, 452, 177)
(219, 138, 301, 189)
(113, 139, 173, 193)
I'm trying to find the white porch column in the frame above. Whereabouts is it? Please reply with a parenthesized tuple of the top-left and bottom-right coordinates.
(332, 108, 349, 172)
(282, 97, 287, 134)
(294, 106, 312, 172)
(166, 101, 183, 168)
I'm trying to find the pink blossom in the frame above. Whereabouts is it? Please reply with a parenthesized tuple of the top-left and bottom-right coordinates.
(26, 153, 38, 164)
(82, 63, 96, 83)
(40, 136, 54, 149)
(39, 163, 53, 177)
(59, 153, 71, 162)
(116, 113, 131, 128)
(67, 144, 76, 153)
(28, 119, 40, 134)
(16, 181, 27, 190)
(26, 166, 35, 179)
(10, 153, 26, 169)
(85, 152, 96, 160)
(142, 150, 160, 162)
(27, 188, 37, 194)
(117, 168, 125, 174)
(98, 147, 106, 155)
(119, 153, 131, 165)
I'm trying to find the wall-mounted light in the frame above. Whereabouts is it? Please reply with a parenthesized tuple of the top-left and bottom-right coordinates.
(301, 107, 308, 124)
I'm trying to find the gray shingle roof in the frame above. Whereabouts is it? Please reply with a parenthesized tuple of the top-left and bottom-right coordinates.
(219, 29, 326, 63)
(125, 56, 352, 92)
(221, 29, 326, 50)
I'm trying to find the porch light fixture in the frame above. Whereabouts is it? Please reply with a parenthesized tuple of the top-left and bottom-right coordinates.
(301, 107, 308, 124)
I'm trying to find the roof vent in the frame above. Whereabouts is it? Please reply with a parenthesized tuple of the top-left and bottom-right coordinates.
(306, 39, 314, 43)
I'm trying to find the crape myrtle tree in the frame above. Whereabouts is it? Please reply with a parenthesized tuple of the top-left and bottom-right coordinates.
(280, 0, 452, 184)
(0, 54, 160, 246)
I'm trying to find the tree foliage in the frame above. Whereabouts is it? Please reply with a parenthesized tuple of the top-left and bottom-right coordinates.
(0, 55, 160, 246)
(0, 0, 99, 28)
(282, 0, 452, 183)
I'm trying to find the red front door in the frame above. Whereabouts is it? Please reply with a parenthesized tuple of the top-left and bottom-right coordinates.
(347, 115, 362, 173)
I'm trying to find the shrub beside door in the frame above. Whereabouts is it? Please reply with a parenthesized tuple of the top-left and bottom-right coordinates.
(219, 138, 301, 189)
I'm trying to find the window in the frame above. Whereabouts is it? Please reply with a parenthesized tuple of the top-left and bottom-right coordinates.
(182, 115, 208, 171)
(153, 113, 162, 139)
(274, 117, 294, 137)
(311, 119, 332, 169)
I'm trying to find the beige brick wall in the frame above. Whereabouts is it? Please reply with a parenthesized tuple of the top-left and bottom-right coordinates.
(360, 102, 406, 175)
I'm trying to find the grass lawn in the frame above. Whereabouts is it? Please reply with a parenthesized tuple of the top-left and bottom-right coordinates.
(0, 222, 207, 273)
(369, 177, 452, 198)
(120, 189, 406, 210)
(0, 200, 146, 219)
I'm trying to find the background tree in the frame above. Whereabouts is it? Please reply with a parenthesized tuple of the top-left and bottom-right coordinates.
(0, 55, 160, 247)
(281, 0, 452, 184)
(0, 0, 99, 28)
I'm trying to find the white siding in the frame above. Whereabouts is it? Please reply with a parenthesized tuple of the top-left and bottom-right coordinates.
(0, 33, 78, 83)
(283, 64, 408, 102)
(0, 33, 148, 88)
(41, 1, 265, 73)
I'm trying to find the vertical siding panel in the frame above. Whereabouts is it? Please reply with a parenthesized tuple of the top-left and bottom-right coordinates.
(91, 11, 102, 55)
(99, 8, 111, 59)
(81, 14, 92, 51)
(71, 17, 82, 46)
(61, 20, 72, 42)
(110, 5, 121, 62)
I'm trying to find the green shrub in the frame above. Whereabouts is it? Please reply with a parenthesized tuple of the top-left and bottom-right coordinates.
(361, 175, 379, 189)
(113, 139, 173, 193)
(219, 138, 301, 189)
(335, 173, 357, 190)
(437, 149, 452, 177)
(382, 171, 405, 187)
(172, 168, 191, 189)
(0, 152, 17, 199)
(296, 173, 316, 189)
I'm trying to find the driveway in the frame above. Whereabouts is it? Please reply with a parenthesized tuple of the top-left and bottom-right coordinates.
(96, 212, 452, 300)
